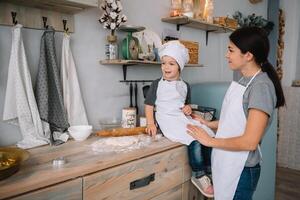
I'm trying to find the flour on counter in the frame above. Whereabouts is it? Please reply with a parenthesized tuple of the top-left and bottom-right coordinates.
(91, 134, 162, 153)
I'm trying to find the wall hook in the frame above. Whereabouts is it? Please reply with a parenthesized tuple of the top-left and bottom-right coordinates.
(62, 19, 69, 32)
(11, 12, 18, 25)
(42, 16, 48, 29)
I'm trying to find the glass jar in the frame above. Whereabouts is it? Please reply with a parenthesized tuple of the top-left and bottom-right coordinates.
(183, 0, 193, 18)
(170, 0, 182, 17)
(105, 35, 118, 60)
(203, 0, 214, 23)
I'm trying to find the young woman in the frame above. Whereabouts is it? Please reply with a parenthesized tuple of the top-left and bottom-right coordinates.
(187, 27, 285, 200)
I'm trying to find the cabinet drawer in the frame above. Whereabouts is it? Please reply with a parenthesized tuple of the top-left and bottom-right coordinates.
(83, 146, 190, 200)
(10, 178, 82, 200)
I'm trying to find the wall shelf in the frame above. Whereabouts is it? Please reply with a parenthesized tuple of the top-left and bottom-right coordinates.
(161, 16, 235, 45)
(1, 0, 98, 14)
(0, 1, 98, 32)
(100, 59, 204, 80)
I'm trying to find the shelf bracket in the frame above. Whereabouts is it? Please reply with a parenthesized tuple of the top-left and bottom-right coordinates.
(122, 65, 128, 80)
(176, 22, 190, 31)
(205, 30, 215, 46)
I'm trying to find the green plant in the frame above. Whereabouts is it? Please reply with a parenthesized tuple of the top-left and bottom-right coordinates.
(233, 11, 274, 35)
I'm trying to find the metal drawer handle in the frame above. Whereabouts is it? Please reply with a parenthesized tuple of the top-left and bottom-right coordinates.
(130, 173, 155, 190)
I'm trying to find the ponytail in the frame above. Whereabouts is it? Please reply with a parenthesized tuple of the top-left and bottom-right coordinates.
(261, 61, 285, 107)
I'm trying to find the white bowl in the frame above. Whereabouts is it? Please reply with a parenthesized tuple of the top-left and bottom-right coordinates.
(68, 125, 92, 141)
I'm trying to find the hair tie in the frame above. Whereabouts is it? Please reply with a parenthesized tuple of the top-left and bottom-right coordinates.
(261, 60, 269, 66)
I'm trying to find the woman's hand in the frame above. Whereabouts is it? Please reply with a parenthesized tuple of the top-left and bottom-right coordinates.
(187, 124, 213, 147)
(182, 105, 192, 116)
(146, 123, 157, 137)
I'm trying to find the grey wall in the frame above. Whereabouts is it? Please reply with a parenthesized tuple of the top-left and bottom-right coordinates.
(0, 0, 267, 146)
(280, 0, 300, 86)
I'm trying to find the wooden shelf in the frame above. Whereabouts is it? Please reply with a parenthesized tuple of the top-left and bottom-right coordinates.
(161, 16, 235, 33)
(100, 59, 204, 80)
(100, 59, 203, 67)
(2, 0, 98, 14)
(161, 16, 235, 45)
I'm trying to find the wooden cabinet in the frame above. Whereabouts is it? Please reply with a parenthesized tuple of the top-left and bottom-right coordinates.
(83, 146, 189, 199)
(11, 179, 82, 200)
(0, 136, 203, 200)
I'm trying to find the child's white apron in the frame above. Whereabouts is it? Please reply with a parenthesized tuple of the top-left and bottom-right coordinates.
(212, 70, 261, 200)
(155, 78, 214, 145)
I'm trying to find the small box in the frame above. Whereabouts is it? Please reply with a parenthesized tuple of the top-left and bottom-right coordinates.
(213, 17, 238, 29)
(179, 40, 199, 64)
(192, 106, 216, 121)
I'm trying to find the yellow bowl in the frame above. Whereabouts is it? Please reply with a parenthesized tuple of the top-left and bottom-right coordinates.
(0, 147, 29, 180)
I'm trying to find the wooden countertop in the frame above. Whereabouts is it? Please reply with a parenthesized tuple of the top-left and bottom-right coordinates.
(0, 135, 182, 199)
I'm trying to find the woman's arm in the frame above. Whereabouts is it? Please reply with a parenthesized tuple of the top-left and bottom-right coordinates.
(188, 108, 269, 151)
(191, 113, 219, 130)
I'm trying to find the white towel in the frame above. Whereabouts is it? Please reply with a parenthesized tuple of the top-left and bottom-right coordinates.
(3, 24, 49, 148)
(61, 33, 88, 126)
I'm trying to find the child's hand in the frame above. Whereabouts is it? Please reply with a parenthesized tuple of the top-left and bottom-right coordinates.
(182, 105, 192, 116)
(191, 113, 209, 126)
(146, 124, 157, 137)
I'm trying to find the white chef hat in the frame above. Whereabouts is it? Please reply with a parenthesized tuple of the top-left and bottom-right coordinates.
(158, 40, 189, 71)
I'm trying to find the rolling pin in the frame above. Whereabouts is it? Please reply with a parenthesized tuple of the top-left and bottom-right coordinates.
(96, 127, 146, 137)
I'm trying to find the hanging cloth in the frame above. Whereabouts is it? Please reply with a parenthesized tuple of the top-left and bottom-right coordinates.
(35, 27, 69, 142)
(3, 24, 49, 149)
(61, 33, 88, 126)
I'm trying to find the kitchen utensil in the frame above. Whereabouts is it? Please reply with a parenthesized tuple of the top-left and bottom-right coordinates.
(96, 126, 146, 137)
(52, 157, 66, 168)
(0, 147, 29, 180)
(119, 25, 145, 60)
(142, 85, 150, 98)
(129, 82, 133, 107)
(134, 82, 138, 114)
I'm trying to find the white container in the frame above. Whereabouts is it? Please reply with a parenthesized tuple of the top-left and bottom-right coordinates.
(122, 107, 136, 128)
(68, 125, 92, 141)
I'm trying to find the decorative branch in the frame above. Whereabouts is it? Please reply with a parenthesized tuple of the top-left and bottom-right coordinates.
(233, 11, 274, 35)
(98, 0, 127, 35)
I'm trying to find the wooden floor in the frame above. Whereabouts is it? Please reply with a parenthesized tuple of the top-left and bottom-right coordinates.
(276, 167, 300, 200)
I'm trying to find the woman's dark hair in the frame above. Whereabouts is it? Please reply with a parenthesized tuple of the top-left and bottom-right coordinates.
(229, 26, 285, 108)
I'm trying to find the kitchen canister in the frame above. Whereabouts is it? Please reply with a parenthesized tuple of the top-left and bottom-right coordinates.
(122, 107, 136, 128)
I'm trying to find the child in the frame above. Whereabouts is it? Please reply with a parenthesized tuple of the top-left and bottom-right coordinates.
(144, 41, 214, 198)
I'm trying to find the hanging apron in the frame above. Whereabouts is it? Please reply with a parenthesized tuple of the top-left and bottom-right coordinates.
(61, 33, 88, 126)
(212, 70, 261, 200)
(155, 78, 214, 145)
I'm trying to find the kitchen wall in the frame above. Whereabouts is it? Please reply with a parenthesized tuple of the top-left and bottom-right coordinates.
(0, 0, 267, 146)
(280, 0, 300, 86)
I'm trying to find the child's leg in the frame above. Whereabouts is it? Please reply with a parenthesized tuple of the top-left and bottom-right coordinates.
(189, 141, 214, 198)
(188, 140, 206, 178)
(202, 146, 212, 175)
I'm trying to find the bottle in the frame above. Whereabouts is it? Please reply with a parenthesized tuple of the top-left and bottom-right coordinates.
(183, 0, 193, 18)
(105, 35, 118, 60)
(203, 0, 214, 23)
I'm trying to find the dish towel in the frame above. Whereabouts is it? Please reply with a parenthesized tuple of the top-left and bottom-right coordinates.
(3, 24, 49, 149)
(61, 33, 88, 126)
(35, 27, 69, 144)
